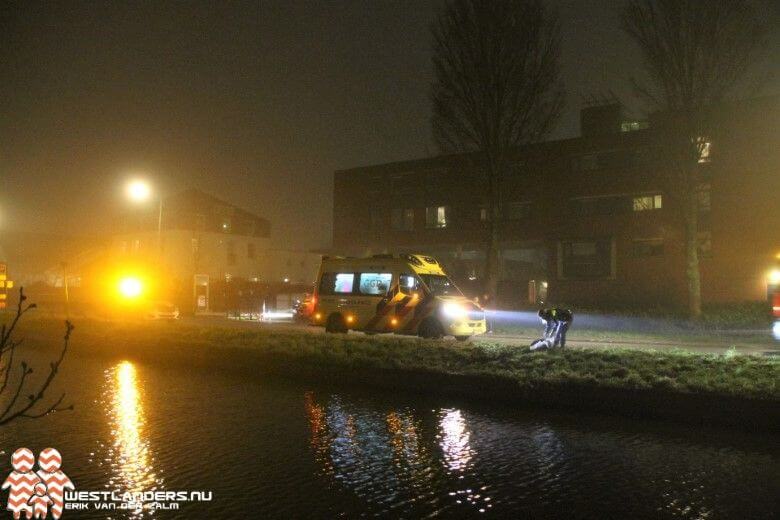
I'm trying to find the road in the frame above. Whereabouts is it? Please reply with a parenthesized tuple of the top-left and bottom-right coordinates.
(182, 315, 780, 356)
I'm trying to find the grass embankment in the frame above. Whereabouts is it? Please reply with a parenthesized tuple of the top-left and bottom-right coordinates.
(18, 317, 780, 430)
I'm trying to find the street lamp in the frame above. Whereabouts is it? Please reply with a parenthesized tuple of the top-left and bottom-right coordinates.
(125, 178, 163, 252)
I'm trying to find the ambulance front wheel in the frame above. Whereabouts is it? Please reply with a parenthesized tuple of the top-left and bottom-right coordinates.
(418, 318, 444, 339)
(325, 313, 348, 333)
(454, 335, 471, 342)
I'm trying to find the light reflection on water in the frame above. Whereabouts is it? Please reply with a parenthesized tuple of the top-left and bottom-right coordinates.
(299, 390, 778, 518)
(3, 353, 775, 518)
(102, 361, 163, 516)
(439, 408, 473, 472)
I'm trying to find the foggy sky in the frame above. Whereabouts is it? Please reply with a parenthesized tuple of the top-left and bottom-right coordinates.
(1, 1, 778, 249)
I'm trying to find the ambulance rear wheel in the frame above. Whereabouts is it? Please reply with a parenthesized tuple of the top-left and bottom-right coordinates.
(418, 318, 443, 339)
(325, 313, 347, 333)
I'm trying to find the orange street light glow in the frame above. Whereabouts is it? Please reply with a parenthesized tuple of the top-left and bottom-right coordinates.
(118, 276, 144, 299)
(126, 179, 152, 202)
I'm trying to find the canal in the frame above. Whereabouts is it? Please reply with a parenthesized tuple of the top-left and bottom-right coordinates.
(0, 351, 777, 518)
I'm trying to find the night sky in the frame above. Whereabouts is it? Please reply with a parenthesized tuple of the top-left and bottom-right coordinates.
(1, 1, 778, 249)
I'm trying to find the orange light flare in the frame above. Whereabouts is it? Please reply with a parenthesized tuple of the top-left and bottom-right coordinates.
(345, 315, 355, 324)
(390, 317, 399, 326)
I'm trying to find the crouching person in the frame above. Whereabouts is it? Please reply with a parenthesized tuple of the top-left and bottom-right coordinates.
(530, 308, 573, 351)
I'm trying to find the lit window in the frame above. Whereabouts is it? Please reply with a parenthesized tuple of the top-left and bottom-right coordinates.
(697, 137, 711, 164)
(358, 273, 392, 295)
(221, 219, 232, 232)
(621, 120, 648, 132)
(399, 274, 420, 295)
(191, 238, 199, 254)
(333, 273, 354, 294)
(426, 206, 450, 228)
(632, 194, 662, 211)
(479, 207, 490, 222)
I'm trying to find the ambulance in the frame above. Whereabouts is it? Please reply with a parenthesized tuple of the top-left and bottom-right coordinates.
(311, 254, 487, 340)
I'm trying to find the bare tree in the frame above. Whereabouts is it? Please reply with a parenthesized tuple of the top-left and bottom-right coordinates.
(623, 0, 767, 317)
(431, 0, 563, 302)
(0, 288, 72, 426)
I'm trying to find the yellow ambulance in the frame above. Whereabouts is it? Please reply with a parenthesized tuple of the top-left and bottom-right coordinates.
(311, 254, 487, 340)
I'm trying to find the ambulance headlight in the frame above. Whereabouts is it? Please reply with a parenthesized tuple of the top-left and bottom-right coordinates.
(442, 302, 468, 319)
(769, 270, 780, 284)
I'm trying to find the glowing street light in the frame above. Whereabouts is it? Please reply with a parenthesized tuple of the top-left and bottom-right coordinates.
(118, 276, 143, 299)
(126, 179, 152, 202)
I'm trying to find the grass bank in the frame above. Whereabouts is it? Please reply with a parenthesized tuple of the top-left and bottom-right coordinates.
(18, 317, 780, 431)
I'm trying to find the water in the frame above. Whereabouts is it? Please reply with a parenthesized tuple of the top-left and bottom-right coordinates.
(0, 352, 777, 519)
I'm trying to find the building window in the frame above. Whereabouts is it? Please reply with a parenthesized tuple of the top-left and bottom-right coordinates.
(621, 120, 648, 132)
(697, 137, 712, 164)
(559, 239, 614, 279)
(573, 153, 599, 172)
(426, 206, 450, 228)
(192, 238, 199, 255)
(221, 218, 232, 232)
(696, 183, 711, 213)
(119, 241, 128, 254)
(506, 201, 531, 221)
(391, 208, 414, 231)
(633, 238, 664, 257)
(632, 194, 663, 211)
(572, 196, 629, 216)
(369, 208, 383, 231)
(247, 242, 256, 259)
(132, 239, 140, 253)
(195, 213, 207, 230)
(226, 241, 236, 265)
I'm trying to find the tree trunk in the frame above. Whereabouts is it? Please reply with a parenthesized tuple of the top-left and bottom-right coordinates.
(684, 188, 702, 318)
(484, 220, 501, 305)
(483, 154, 503, 305)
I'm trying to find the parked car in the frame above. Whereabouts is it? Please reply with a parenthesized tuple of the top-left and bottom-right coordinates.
(146, 301, 180, 320)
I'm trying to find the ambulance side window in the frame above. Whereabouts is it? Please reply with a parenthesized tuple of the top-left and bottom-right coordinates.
(358, 273, 393, 295)
(399, 274, 420, 295)
(320, 272, 355, 295)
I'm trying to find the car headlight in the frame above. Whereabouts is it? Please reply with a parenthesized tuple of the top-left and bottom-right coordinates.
(442, 302, 468, 319)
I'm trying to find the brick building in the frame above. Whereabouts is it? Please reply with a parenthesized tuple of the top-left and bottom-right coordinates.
(333, 97, 780, 309)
